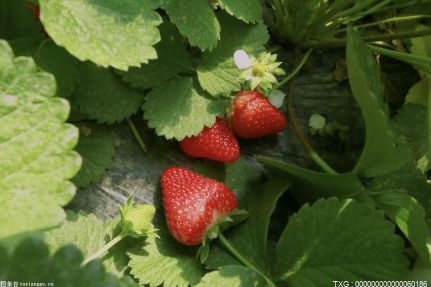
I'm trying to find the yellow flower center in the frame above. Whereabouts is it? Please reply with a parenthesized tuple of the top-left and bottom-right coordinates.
(252, 64, 266, 77)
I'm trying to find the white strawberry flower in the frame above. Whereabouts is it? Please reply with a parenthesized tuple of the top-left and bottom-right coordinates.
(233, 50, 285, 91)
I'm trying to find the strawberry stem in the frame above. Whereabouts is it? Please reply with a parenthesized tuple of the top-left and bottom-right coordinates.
(287, 92, 338, 175)
(274, 48, 313, 90)
(217, 233, 277, 287)
(127, 117, 147, 153)
(82, 232, 126, 266)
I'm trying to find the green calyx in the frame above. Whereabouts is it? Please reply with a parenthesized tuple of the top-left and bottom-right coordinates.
(198, 209, 249, 263)
(120, 198, 156, 237)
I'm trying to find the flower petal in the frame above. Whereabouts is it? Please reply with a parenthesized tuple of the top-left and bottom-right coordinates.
(268, 89, 286, 108)
(234, 50, 252, 69)
(309, 113, 326, 129)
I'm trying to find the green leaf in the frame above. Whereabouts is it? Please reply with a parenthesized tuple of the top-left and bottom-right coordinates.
(373, 191, 430, 264)
(0, 40, 81, 243)
(72, 124, 115, 189)
(0, 236, 138, 287)
(218, 0, 262, 23)
(205, 176, 291, 272)
(39, 0, 162, 70)
(347, 27, 411, 177)
(142, 77, 225, 140)
(10, 38, 80, 99)
(0, 0, 44, 39)
(118, 21, 193, 89)
(257, 156, 364, 201)
(195, 265, 266, 287)
(128, 231, 205, 287)
(393, 103, 430, 171)
(33, 40, 80, 99)
(197, 13, 269, 96)
(274, 198, 409, 285)
(163, 0, 220, 51)
(44, 211, 128, 276)
(73, 62, 144, 124)
(367, 164, 431, 263)
(9, 37, 41, 56)
(405, 76, 430, 107)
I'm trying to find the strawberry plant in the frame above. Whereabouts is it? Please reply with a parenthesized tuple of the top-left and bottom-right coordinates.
(1, 0, 431, 286)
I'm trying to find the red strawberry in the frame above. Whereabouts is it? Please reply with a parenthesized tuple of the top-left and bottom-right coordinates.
(230, 90, 287, 138)
(161, 166, 237, 246)
(179, 117, 240, 163)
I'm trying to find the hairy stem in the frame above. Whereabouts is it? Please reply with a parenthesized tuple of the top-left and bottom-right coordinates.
(82, 232, 125, 266)
(368, 44, 431, 74)
(287, 92, 338, 175)
(218, 233, 277, 287)
(304, 28, 431, 49)
(337, 15, 431, 32)
(127, 118, 147, 153)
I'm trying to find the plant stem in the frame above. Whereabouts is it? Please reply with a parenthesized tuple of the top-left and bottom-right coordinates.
(337, 15, 431, 32)
(287, 92, 338, 175)
(368, 44, 431, 74)
(367, 44, 431, 64)
(305, 28, 431, 48)
(173, 60, 195, 72)
(127, 118, 147, 153)
(217, 233, 277, 287)
(274, 48, 314, 90)
(82, 232, 125, 266)
(344, 0, 392, 23)
(330, 0, 380, 23)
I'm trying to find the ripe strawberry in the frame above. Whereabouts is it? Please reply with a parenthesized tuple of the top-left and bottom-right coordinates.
(161, 166, 237, 246)
(230, 90, 287, 138)
(179, 117, 240, 163)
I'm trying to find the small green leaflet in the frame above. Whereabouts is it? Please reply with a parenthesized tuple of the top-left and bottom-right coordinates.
(274, 198, 409, 285)
(162, 0, 220, 51)
(118, 21, 192, 90)
(218, 0, 262, 23)
(73, 62, 144, 124)
(72, 124, 115, 189)
(0, 40, 81, 244)
(195, 265, 266, 287)
(197, 13, 269, 97)
(44, 211, 128, 276)
(0, 236, 138, 287)
(39, 0, 162, 70)
(347, 27, 411, 177)
(142, 77, 225, 140)
(128, 231, 205, 287)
